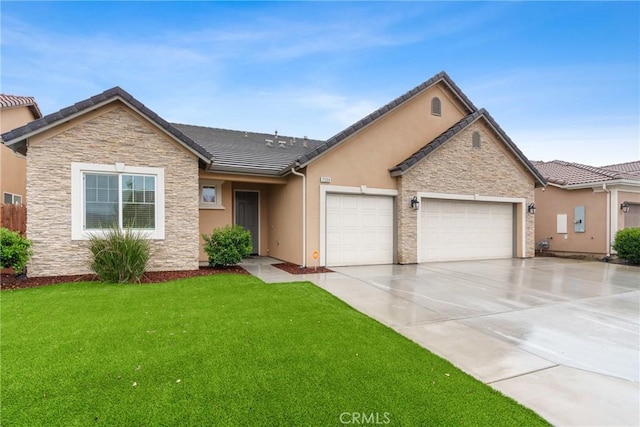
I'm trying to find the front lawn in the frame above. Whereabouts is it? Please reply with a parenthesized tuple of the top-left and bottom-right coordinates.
(1, 275, 548, 426)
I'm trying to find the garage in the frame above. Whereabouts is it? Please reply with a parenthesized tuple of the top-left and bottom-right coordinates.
(420, 199, 513, 262)
(326, 193, 394, 266)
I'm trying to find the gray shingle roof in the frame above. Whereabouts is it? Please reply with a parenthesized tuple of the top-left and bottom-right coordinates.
(0, 87, 213, 162)
(600, 160, 640, 176)
(533, 160, 640, 186)
(0, 94, 43, 119)
(291, 71, 478, 169)
(172, 124, 324, 176)
(390, 109, 547, 187)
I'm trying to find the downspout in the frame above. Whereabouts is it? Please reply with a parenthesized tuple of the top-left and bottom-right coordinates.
(603, 183, 611, 258)
(291, 166, 306, 267)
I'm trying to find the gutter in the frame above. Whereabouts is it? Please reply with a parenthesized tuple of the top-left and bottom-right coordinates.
(290, 166, 306, 268)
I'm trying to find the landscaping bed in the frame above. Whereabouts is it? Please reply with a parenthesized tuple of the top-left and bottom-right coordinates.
(272, 262, 333, 274)
(0, 265, 248, 290)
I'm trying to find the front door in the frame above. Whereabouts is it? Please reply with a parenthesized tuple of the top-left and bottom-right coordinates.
(235, 191, 259, 255)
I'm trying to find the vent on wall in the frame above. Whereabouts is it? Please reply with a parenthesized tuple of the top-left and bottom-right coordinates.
(472, 131, 481, 148)
(431, 97, 441, 116)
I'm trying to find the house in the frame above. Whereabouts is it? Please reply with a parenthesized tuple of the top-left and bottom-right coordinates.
(533, 160, 640, 257)
(1, 71, 546, 277)
(0, 94, 42, 205)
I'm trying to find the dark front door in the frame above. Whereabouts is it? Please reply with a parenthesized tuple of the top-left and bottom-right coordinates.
(235, 191, 259, 255)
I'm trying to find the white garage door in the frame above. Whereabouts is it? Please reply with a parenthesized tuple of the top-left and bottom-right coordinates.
(326, 194, 394, 266)
(420, 199, 513, 262)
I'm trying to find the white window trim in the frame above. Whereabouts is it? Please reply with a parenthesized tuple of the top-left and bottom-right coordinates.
(71, 162, 165, 240)
(199, 179, 225, 209)
(3, 192, 22, 205)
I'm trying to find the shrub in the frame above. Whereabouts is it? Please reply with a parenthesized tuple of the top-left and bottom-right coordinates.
(88, 227, 150, 283)
(202, 225, 253, 267)
(0, 228, 32, 275)
(612, 227, 640, 265)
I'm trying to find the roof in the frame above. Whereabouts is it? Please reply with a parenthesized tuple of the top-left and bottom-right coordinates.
(0, 87, 213, 162)
(533, 160, 640, 186)
(291, 71, 478, 169)
(600, 160, 640, 176)
(0, 94, 43, 119)
(389, 108, 547, 187)
(172, 124, 324, 176)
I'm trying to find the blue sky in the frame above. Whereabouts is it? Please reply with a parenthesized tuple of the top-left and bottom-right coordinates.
(1, 1, 638, 166)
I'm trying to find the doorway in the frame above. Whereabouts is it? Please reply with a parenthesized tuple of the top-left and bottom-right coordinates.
(235, 191, 259, 255)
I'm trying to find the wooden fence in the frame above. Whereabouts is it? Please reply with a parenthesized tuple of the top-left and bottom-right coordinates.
(1, 203, 27, 235)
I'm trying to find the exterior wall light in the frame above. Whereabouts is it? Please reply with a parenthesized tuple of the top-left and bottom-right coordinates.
(410, 196, 420, 210)
(527, 203, 536, 214)
(620, 201, 630, 213)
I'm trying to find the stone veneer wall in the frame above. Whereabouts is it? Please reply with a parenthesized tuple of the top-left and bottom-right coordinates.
(26, 105, 200, 277)
(396, 121, 536, 264)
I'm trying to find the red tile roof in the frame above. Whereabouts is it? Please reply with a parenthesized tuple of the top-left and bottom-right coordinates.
(0, 94, 42, 118)
(533, 160, 640, 186)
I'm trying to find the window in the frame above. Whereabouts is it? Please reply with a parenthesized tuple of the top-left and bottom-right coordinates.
(72, 162, 164, 240)
(431, 97, 441, 116)
(84, 173, 155, 229)
(472, 131, 481, 149)
(199, 180, 224, 209)
(3, 192, 22, 205)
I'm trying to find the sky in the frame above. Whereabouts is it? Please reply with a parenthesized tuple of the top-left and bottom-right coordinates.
(1, 1, 638, 166)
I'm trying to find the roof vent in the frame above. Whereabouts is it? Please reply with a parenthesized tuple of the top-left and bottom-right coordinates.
(303, 136, 308, 148)
(278, 140, 286, 148)
(290, 137, 295, 146)
(265, 139, 273, 147)
(244, 131, 248, 138)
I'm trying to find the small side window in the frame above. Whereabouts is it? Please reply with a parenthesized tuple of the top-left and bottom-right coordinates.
(431, 97, 441, 116)
(199, 180, 225, 209)
(472, 131, 481, 149)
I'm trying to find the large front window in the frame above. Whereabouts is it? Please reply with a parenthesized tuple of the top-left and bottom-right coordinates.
(84, 173, 156, 229)
(72, 162, 165, 240)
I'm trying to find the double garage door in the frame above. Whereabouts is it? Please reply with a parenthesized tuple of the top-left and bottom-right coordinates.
(325, 194, 514, 266)
(420, 199, 514, 262)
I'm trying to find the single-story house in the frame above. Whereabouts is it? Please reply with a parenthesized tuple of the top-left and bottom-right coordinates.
(533, 160, 640, 257)
(0, 94, 42, 205)
(1, 71, 546, 277)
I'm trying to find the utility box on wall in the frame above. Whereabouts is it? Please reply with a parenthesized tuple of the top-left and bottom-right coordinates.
(574, 206, 585, 233)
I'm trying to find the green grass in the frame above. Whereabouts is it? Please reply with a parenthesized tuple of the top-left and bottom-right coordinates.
(1, 275, 548, 426)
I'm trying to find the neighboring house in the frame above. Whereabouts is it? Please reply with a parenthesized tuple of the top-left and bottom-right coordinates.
(0, 94, 42, 205)
(533, 160, 640, 257)
(1, 71, 546, 277)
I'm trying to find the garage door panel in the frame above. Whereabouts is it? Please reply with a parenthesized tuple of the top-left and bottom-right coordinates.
(421, 199, 513, 262)
(326, 194, 394, 267)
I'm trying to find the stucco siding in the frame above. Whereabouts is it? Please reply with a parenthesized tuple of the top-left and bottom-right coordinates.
(397, 120, 536, 263)
(27, 103, 199, 277)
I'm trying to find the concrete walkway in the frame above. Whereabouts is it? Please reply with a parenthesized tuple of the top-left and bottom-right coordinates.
(242, 257, 640, 426)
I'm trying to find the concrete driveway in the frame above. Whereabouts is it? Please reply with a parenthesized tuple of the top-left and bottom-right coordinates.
(307, 258, 640, 426)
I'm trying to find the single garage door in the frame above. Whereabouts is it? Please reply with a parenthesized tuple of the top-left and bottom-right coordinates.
(326, 194, 394, 266)
(420, 199, 513, 262)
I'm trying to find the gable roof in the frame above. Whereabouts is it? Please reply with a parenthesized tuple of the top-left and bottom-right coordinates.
(0, 87, 213, 163)
(291, 71, 478, 170)
(0, 94, 43, 119)
(173, 124, 324, 176)
(533, 160, 640, 186)
(389, 108, 547, 187)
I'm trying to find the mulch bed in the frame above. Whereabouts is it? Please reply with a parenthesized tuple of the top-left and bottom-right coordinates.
(0, 266, 249, 291)
(272, 262, 333, 274)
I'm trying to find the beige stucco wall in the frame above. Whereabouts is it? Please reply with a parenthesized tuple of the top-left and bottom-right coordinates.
(27, 103, 200, 277)
(0, 145, 27, 203)
(1, 105, 39, 204)
(304, 85, 469, 266)
(268, 174, 303, 265)
(1, 106, 37, 133)
(397, 120, 536, 263)
(198, 178, 233, 261)
(617, 190, 640, 229)
(534, 186, 608, 255)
